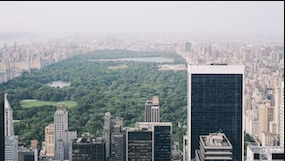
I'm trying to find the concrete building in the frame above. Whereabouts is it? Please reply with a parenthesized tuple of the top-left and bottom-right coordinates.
(3, 93, 18, 161)
(4, 93, 14, 136)
(247, 145, 284, 161)
(18, 146, 37, 161)
(45, 124, 54, 157)
(5, 136, 18, 161)
(145, 100, 153, 122)
(0, 91, 5, 161)
(54, 103, 77, 161)
(103, 112, 111, 159)
(258, 104, 274, 139)
(183, 135, 188, 161)
(72, 137, 106, 161)
(280, 81, 284, 147)
(187, 65, 244, 161)
(103, 112, 124, 160)
(126, 122, 172, 161)
(145, 96, 160, 122)
(195, 132, 233, 161)
(111, 125, 126, 161)
(30, 139, 38, 149)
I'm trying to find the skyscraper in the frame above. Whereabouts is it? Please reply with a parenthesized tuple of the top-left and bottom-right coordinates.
(187, 64, 244, 161)
(103, 112, 124, 160)
(111, 125, 126, 161)
(0, 91, 5, 161)
(145, 96, 160, 122)
(4, 93, 18, 161)
(195, 132, 233, 160)
(45, 124, 54, 157)
(280, 81, 284, 147)
(144, 100, 152, 122)
(54, 103, 77, 160)
(72, 137, 106, 161)
(185, 42, 191, 52)
(4, 94, 14, 137)
(126, 122, 172, 161)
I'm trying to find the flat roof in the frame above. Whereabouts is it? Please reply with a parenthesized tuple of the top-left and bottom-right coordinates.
(188, 65, 244, 74)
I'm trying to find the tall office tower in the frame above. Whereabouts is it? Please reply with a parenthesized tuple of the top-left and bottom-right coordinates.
(188, 64, 244, 161)
(72, 137, 106, 161)
(151, 96, 160, 122)
(183, 135, 188, 161)
(45, 124, 54, 157)
(258, 104, 274, 140)
(54, 102, 77, 160)
(103, 112, 111, 159)
(103, 112, 124, 160)
(145, 100, 152, 122)
(185, 42, 191, 52)
(0, 91, 5, 161)
(4, 94, 14, 136)
(280, 81, 284, 147)
(111, 125, 126, 161)
(5, 136, 18, 161)
(4, 93, 18, 161)
(127, 128, 152, 161)
(145, 96, 160, 122)
(126, 122, 172, 161)
(195, 132, 233, 160)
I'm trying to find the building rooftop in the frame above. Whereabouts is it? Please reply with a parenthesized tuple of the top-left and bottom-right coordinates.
(248, 144, 284, 154)
(201, 132, 232, 147)
(73, 137, 104, 144)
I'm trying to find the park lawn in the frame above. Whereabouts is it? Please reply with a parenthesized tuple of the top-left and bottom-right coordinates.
(21, 100, 77, 108)
(107, 64, 128, 70)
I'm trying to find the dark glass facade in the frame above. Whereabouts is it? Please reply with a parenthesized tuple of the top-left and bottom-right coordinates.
(127, 131, 152, 161)
(72, 139, 106, 161)
(154, 126, 171, 161)
(191, 74, 243, 161)
(0, 92, 4, 161)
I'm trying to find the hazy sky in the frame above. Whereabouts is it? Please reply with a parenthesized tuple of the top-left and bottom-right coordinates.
(0, 1, 283, 36)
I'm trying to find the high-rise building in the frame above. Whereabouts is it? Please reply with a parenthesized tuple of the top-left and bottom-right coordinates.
(185, 42, 191, 52)
(111, 125, 126, 161)
(45, 124, 54, 157)
(5, 136, 18, 161)
(246, 145, 284, 160)
(103, 112, 124, 160)
(72, 137, 106, 161)
(0, 91, 5, 161)
(145, 96, 160, 122)
(183, 135, 188, 161)
(103, 112, 111, 159)
(280, 81, 284, 147)
(187, 65, 244, 161)
(127, 128, 152, 161)
(54, 103, 77, 160)
(18, 146, 37, 161)
(151, 96, 160, 122)
(4, 94, 14, 137)
(195, 132, 233, 161)
(3, 93, 18, 161)
(126, 122, 172, 161)
(145, 100, 152, 122)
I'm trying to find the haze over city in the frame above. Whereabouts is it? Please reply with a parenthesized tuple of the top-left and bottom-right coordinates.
(0, 1, 284, 38)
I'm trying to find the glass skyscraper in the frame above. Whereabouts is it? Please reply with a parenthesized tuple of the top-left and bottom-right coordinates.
(187, 65, 244, 161)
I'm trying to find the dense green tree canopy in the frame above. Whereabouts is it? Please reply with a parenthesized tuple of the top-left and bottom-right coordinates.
(0, 49, 187, 149)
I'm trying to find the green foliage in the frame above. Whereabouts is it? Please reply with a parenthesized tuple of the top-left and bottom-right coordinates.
(0, 49, 187, 148)
(20, 100, 77, 108)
